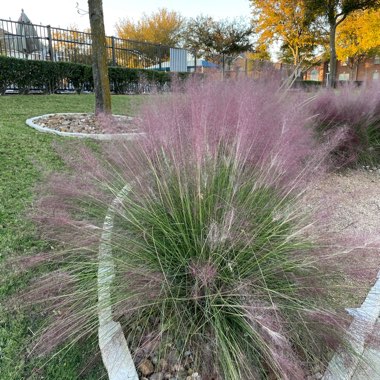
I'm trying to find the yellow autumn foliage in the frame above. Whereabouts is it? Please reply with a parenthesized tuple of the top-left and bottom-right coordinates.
(52, 24, 92, 64)
(116, 8, 184, 47)
(251, 0, 322, 65)
(336, 9, 380, 63)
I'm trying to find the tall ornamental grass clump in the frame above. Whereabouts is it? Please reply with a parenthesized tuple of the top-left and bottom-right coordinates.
(310, 83, 380, 167)
(17, 78, 366, 379)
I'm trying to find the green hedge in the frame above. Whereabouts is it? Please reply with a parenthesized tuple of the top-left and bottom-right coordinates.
(0, 56, 189, 95)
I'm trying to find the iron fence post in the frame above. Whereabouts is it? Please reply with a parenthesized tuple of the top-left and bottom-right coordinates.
(47, 25, 54, 61)
(193, 51, 197, 73)
(111, 36, 116, 66)
(0, 20, 8, 56)
(222, 53, 225, 79)
(158, 44, 162, 71)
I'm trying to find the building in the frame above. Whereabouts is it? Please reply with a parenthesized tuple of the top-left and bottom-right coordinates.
(146, 52, 219, 72)
(305, 55, 380, 83)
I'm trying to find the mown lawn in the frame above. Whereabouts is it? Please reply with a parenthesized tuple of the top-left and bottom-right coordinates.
(0, 94, 143, 379)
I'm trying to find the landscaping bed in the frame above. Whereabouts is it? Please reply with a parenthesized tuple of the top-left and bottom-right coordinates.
(30, 113, 138, 134)
(26, 112, 144, 140)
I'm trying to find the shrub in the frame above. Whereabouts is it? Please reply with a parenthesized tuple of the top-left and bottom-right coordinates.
(310, 84, 380, 167)
(15, 78, 372, 379)
(0, 56, 89, 94)
(293, 80, 322, 91)
(0, 56, 188, 95)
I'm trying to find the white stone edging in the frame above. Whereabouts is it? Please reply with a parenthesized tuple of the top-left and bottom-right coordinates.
(26, 113, 145, 140)
(98, 184, 139, 380)
(322, 270, 380, 380)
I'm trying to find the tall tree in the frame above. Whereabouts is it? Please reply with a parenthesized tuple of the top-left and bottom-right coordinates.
(336, 8, 380, 80)
(183, 16, 253, 58)
(88, 0, 111, 115)
(304, 0, 380, 86)
(251, 0, 323, 66)
(247, 44, 271, 61)
(116, 8, 184, 46)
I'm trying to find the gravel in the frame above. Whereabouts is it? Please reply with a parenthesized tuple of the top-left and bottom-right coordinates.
(31, 113, 139, 134)
(305, 169, 380, 235)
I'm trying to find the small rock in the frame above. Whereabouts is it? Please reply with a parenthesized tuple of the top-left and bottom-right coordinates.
(314, 372, 323, 380)
(183, 356, 193, 370)
(186, 375, 200, 380)
(150, 372, 164, 380)
(138, 358, 154, 376)
(171, 363, 183, 372)
(164, 373, 171, 379)
(157, 358, 168, 372)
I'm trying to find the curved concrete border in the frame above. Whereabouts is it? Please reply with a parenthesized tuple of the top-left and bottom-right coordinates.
(26, 113, 145, 140)
(98, 184, 139, 380)
(323, 270, 380, 380)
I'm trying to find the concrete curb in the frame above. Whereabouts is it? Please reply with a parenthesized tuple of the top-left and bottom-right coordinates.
(322, 270, 380, 380)
(26, 113, 145, 140)
(98, 184, 139, 380)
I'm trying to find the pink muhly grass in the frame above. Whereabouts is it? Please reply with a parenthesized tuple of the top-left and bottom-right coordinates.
(309, 83, 380, 166)
(5, 252, 59, 274)
(17, 77, 380, 379)
(137, 78, 323, 186)
(244, 302, 306, 380)
(311, 83, 380, 128)
(189, 261, 217, 288)
(6, 270, 97, 357)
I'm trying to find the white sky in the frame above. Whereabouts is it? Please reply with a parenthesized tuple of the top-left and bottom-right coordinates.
(1, 0, 252, 35)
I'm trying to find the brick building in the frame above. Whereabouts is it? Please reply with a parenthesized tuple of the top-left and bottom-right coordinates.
(305, 55, 380, 83)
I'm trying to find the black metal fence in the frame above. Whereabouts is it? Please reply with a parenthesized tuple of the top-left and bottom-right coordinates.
(0, 18, 297, 75)
(0, 18, 297, 95)
(0, 18, 177, 70)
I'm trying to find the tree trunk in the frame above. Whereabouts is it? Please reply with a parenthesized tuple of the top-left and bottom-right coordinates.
(349, 63, 359, 82)
(294, 48, 302, 80)
(328, 21, 337, 87)
(354, 61, 359, 82)
(88, 0, 111, 115)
